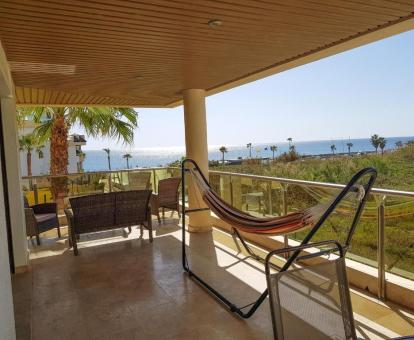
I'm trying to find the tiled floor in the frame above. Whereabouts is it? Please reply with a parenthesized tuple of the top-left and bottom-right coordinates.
(12, 216, 414, 340)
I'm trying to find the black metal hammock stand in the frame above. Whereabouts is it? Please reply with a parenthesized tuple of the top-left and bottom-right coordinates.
(181, 158, 377, 319)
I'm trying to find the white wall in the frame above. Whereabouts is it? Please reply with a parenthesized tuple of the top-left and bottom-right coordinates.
(2, 97, 28, 268)
(19, 141, 51, 176)
(0, 154, 16, 340)
(19, 143, 79, 176)
(68, 145, 78, 173)
(0, 40, 17, 340)
(19, 124, 81, 175)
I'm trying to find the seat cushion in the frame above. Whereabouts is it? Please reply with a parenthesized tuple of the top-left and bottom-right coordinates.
(35, 213, 57, 223)
(23, 196, 30, 208)
(35, 213, 59, 232)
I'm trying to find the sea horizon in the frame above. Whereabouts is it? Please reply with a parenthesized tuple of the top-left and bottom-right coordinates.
(82, 135, 414, 152)
(82, 135, 414, 172)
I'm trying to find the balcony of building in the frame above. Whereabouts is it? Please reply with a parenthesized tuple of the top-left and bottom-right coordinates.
(11, 168, 414, 339)
(1, 2, 414, 339)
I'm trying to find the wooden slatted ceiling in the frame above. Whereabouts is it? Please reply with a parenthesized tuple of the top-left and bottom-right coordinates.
(0, 0, 413, 107)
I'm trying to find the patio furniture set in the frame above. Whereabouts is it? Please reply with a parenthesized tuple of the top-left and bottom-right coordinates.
(23, 177, 181, 255)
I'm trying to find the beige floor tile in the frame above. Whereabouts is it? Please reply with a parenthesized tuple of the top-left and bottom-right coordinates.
(11, 216, 414, 340)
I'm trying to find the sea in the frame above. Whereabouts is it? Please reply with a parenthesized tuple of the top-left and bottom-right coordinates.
(82, 136, 414, 172)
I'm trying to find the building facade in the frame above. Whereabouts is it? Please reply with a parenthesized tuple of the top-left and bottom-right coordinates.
(18, 121, 86, 176)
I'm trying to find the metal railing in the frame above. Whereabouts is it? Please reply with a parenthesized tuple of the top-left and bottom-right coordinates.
(21, 167, 181, 205)
(21, 167, 414, 299)
(208, 169, 414, 299)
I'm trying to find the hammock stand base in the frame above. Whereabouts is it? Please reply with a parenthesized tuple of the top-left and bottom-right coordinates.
(180, 159, 377, 319)
(180, 183, 301, 318)
(182, 206, 271, 318)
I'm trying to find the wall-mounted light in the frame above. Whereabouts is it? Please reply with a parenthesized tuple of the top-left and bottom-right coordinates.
(208, 19, 223, 28)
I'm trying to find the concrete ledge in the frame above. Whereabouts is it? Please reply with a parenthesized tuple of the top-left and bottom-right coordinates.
(210, 215, 414, 311)
(188, 225, 213, 233)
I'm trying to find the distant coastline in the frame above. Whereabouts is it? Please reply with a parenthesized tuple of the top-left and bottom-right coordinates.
(82, 136, 414, 171)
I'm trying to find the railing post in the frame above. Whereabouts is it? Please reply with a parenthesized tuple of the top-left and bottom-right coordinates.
(230, 175, 233, 206)
(108, 172, 113, 192)
(152, 168, 157, 193)
(33, 183, 38, 204)
(267, 181, 273, 215)
(281, 183, 289, 256)
(377, 194, 386, 300)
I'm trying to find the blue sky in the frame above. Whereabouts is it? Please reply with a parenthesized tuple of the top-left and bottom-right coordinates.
(79, 29, 414, 150)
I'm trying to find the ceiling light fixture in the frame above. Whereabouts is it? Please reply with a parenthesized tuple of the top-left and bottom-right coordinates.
(208, 19, 222, 28)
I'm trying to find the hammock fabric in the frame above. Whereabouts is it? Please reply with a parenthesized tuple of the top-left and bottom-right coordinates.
(189, 168, 328, 235)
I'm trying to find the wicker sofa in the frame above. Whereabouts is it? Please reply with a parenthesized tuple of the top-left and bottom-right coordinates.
(65, 190, 152, 255)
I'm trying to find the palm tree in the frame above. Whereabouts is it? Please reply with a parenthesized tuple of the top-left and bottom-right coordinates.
(287, 137, 293, 148)
(378, 137, 387, 155)
(346, 142, 353, 155)
(270, 145, 278, 160)
(103, 148, 111, 170)
(123, 153, 132, 169)
(395, 140, 403, 149)
(19, 134, 37, 176)
(246, 143, 252, 158)
(18, 107, 137, 202)
(370, 134, 380, 153)
(330, 144, 336, 155)
(219, 146, 228, 164)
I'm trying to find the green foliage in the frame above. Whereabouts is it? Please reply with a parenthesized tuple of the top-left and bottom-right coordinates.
(17, 106, 138, 145)
(168, 157, 186, 167)
(378, 137, 387, 155)
(269, 145, 278, 160)
(246, 143, 252, 157)
(18, 133, 37, 152)
(123, 153, 132, 169)
(211, 143, 414, 277)
(277, 148, 300, 162)
(371, 134, 380, 153)
(219, 146, 228, 163)
(217, 144, 414, 191)
(219, 146, 228, 153)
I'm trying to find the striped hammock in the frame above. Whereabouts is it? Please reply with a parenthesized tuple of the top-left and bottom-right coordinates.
(189, 168, 329, 235)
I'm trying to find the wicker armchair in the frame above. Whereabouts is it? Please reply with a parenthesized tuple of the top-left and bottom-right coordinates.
(23, 196, 60, 245)
(151, 177, 181, 223)
(127, 171, 151, 190)
(65, 190, 152, 255)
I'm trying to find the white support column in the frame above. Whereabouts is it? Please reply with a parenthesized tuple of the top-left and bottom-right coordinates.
(1, 98, 28, 269)
(0, 41, 17, 340)
(183, 89, 211, 232)
(0, 152, 16, 340)
(0, 42, 28, 271)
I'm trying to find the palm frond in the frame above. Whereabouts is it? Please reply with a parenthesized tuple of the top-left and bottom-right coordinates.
(33, 120, 53, 144)
(18, 133, 39, 152)
(68, 107, 138, 145)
